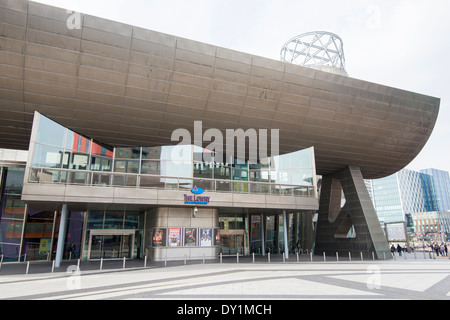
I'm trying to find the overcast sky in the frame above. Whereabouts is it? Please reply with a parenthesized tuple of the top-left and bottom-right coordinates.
(35, 0, 450, 174)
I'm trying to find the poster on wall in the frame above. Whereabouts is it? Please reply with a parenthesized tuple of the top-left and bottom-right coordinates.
(168, 228, 181, 247)
(184, 228, 197, 247)
(214, 228, 220, 246)
(200, 228, 212, 246)
(152, 228, 166, 247)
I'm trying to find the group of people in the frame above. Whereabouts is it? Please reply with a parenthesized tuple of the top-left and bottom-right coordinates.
(390, 244, 408, 256)
(390, 242, 448, 257)
(430, 243, 448, 256)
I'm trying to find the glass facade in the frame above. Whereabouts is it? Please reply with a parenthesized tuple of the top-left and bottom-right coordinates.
(28, 113, 316, 198)
(218, 209, 313, 256)
(371, 173, 404, 225)
(421, 168, 450, 212)
(0, 167, 26, 261)
(370, 168, 450, 240)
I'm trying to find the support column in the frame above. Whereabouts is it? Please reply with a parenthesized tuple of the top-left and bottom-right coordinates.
(315, 165, 391, 259)
(55, 204, 68, 268)
(283, 210, 289, 260)
(261, 213, 265, 256)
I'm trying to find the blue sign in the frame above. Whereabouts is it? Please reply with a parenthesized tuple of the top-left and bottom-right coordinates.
(184, 186, 210, 205)
(191, 186, 204, 195)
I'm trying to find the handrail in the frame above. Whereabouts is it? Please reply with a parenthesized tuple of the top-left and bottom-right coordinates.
(27, 166, 315, 197)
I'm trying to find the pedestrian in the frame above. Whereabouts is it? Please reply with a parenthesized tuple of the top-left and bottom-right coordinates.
(445, 244, 448, 257)
(435, 243, 439, 256)
(397, 244, 402, 256)
(440, 243, 445, 256)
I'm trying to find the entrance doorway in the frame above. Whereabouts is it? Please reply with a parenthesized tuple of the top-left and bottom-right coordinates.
(219, 230, 246, 255)
(88, 230, 134, 260)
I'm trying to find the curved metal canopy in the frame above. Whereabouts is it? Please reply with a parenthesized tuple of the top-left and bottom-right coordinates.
(0, 0, 440, 179)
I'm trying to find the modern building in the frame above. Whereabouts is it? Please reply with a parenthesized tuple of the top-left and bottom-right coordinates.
(368, 168, 450, 241)
(0, 0, 440, 264)
(421, 168, 450, 212)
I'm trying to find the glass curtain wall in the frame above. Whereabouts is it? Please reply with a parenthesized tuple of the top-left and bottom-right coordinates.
(84, 210, 144, 260)
(219, 210, 314, 256)
(0, 167, 26, 261)
(29, 112, 316, 197)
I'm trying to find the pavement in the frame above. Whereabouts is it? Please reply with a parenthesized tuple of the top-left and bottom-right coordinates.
(0, 252, 449, 302)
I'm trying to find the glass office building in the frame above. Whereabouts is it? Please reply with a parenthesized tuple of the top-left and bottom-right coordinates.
(369, 168, 450, 240)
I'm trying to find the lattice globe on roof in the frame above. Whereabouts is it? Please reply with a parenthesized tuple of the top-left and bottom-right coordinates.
(280, 31, 348, 76)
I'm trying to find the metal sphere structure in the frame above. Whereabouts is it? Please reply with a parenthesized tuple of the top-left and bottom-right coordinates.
(280, 31, 348, 76)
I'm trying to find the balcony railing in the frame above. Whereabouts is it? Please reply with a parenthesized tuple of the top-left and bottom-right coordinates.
(27, 167, 316, 198)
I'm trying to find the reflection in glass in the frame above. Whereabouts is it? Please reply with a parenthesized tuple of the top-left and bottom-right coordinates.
(29, 112, 316, 197)
(36, 115, 66, 147)
(32, 144, 64, 168)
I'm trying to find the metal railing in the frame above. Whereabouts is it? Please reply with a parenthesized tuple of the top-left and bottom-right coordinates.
(27, 167, 315, 197)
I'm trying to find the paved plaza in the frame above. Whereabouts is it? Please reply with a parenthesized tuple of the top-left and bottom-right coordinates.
(0, 253, 449, 301)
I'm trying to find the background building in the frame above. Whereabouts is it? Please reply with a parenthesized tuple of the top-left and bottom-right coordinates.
(368, 168, 450, 242)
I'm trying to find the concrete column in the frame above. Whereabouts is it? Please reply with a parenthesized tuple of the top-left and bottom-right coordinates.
(261, 213, 265, 256)
(283, 210, 289, 260)
(55, 204, 68, 268)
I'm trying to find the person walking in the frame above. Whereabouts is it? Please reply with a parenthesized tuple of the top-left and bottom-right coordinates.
(397, 244, 402, 256)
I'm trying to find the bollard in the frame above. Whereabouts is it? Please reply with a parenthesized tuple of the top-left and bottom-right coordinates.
(184, 254, 187, 265)
(145, 255, 148, 267)
(372, 252, 375, 261)
(404, 251, 407, 260)
(164, 255, 167, 267)
(349, 252, 351, 261)
(296, 252, 299, 263)
(310, 252, 313, 262)
(283, 253, 286, 263)
(0, 254, 3, 271)
(336, 252, 339, 262)
(220, 252, 222, 264)
(268, 252, 271, 263)
(123, 257, 126, 269)
(423, 251, 426, 259)
(383, 252, 386, 260)
(236, 252, 239, 264)
(360, 252, 363, 261)
(100, 258, 103, 270)
(414, 251, 416, 260)
(323, 252, 326, 262)
(252, 253, 255, 263)
(26, 261, 30, 274)
(52, 260, 55, 273)
(77, 258, 81, 270)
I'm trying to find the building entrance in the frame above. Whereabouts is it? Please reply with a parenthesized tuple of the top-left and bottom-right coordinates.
(88, 230, 134, 260)
(219, 210, 314, 257)
(219, 230, 246, 255)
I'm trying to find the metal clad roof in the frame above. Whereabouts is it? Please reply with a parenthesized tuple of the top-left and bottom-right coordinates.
(0, 0, 440, 179)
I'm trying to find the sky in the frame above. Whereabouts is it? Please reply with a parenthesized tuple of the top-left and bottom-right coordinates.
(34, 0, 450, 174)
